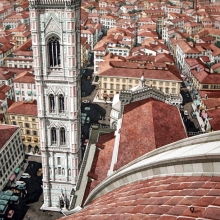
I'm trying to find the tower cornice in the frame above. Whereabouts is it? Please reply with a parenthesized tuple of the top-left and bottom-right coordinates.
(29, 0, 80, 8)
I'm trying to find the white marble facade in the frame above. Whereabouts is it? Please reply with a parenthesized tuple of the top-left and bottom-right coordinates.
(29, 0, 81, 210)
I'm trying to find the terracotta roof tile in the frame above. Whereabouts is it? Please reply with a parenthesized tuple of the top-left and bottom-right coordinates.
(6, 100, 37, 116)
(83, 132, 115, 204)
(203, 207, 220, 220)
(115, 98, 187, 170)
(62, 176, 220, 220)
(0, 125, 19, 149)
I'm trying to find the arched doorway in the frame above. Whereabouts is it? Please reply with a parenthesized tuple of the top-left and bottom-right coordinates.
(34, 146, 39, 154)
(28, 145, 32, 153)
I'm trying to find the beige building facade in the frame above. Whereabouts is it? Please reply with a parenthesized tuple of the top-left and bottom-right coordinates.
(6, 100, 40, 155)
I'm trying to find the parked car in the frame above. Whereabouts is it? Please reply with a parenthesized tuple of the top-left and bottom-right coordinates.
(37, 168, 42, 177)
(21, 173, 31, 178)
(7, 210, 14, 218)
(82, 100, 90, 103)
(15, 181, 26, 187)
(191, 111, 197, 118)
(17, 185, 26, 190)
(184, 110, 189, 116)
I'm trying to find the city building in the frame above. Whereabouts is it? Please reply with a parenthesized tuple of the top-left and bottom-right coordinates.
(5, 38, 33, 69)
(6, 100, 40, 155)
(3, 11, 30, 29)
(29, 0, 81, 211)
(97, 60, 182, 101)
(0, 124, 24, 191)
(13, 71, 36, 101)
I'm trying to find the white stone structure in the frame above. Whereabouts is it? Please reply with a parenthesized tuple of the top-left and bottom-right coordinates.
(29, 0, 81, 211)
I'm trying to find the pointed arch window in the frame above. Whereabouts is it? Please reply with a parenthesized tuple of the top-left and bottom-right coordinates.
(60, 127, 66, 145)
(59, 94, 65, 112)
(48, 36, 61, 68)
(51, 127, 57, 144)
(49, 94, 55, 113)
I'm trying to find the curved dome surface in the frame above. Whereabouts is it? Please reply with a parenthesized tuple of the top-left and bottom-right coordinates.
(63, 175, 220, 220)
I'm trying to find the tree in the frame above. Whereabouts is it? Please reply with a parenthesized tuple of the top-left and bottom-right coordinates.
(5, 25, 11, 30)
(87, 6, 95, 13)
(215, 41, 220, 49)
(14, 4, 20, 10)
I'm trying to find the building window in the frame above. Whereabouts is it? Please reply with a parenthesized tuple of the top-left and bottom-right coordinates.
(122, 79, 126, 83)
(28, 84, 30, 89)
(33, 131, 37, 136)
(135, 80, 139, 84)
(172, 83, 176, 86)
(172, 88, 176, 93)
(60, 128, 66, 145)
(16, 84, 18, 88)
(104, 78, 107, 81)
(110, 78, 114, 82)
(25, 123, 30, 128)
(116, 78, 120, 82)
(48, 36, 61, 67)
(51, 127, 57, 144)
(159, 82, 163, 85)
(49, 94, 55, 112)
(202, 85, 208, 89)
(122, 85, 126, 90)
(165, 87, 169, 93)
(12, 121, 16, 125)
(57, 157, 61, 165)
(129, 79, 133, 83)
(59, 94, 64, 112)
(22, 91, 24, 96)
(110, 84, 114, 89)
(26, 130, 30, 135)
(103, 83, 107, 89)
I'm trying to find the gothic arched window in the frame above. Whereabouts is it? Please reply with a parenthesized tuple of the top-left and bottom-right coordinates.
(59, 94, 64, 112)
(60, 127, 66, 145)
(51, 127, 57, 144)
(48, 36, 61, 67)
(49, 94, 55, 113)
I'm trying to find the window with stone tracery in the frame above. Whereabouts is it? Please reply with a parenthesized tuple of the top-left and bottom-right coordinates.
(49, 94, 55, 112)
(48, 36, 61, 67)
(51, 127, 57, 144)
(59, 94, 64, 112)
(60, 127, 66, 145)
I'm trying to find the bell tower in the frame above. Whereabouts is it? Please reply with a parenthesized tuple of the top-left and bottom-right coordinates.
(29, 0, 81, 210)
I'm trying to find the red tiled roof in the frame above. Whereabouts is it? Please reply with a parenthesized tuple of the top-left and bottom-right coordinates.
(0, 84, 10, 93)
(82, 132, 115, 205)
(61, 175, 220, 220)
(115, 98, 187, 170)
(0, 124, 19, 149)
(98, 61, 182, 81)
(13, 71, 35, 83)
(207, 108, 220, 131)
(203, 98, 220, 109)
(199, 90, 220, 99)
(192, 70, 220, 84)
(6, 100, 37, 116)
